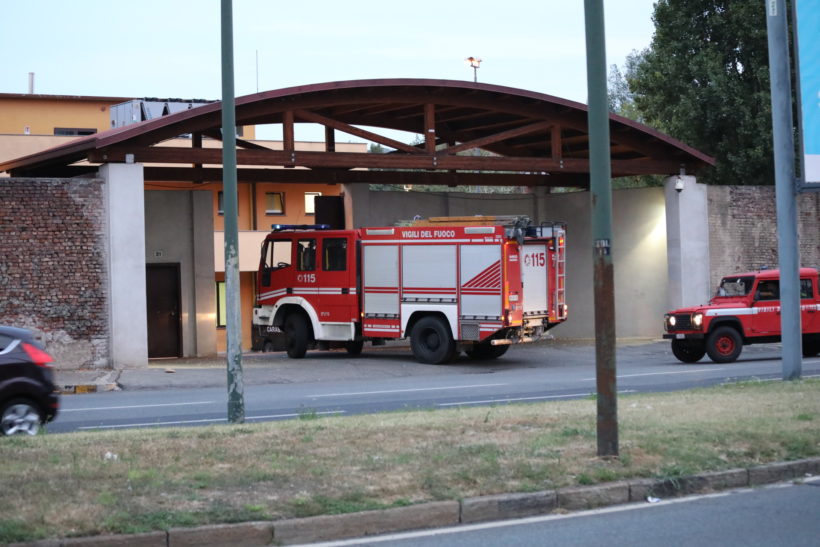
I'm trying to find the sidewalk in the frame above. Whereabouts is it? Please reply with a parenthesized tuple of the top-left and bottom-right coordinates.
(55, 352, 299, 393)
(54, 340, 420, 393)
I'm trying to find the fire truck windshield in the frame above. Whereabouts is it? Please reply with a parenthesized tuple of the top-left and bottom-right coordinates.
(716, 276, 755, 297)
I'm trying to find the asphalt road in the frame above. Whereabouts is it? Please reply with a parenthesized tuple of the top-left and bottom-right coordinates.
(50, 340, 820, 434)
(308, 478, 820, 547)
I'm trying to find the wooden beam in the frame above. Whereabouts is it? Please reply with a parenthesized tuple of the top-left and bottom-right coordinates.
(88, 145, 682, 175)
(201, 129, 272, 151)
(293, 108, 421, 154)
(141, 166, 589, 187)
(439, 121, 551, 156)
(551, 124, 562, 161)
(424, 104, 436, 155)
(283, 110, 294, 155)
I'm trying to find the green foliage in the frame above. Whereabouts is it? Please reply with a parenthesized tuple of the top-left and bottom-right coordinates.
(626, 0, 775, 185)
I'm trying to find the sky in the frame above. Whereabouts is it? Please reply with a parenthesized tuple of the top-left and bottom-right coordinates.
(1, 0, 659, 141)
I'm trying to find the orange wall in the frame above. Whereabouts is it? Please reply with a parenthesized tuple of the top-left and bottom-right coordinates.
(206, 182, 342, 231)
(0, 97, 116, 135)
(0, 96, 254, 138)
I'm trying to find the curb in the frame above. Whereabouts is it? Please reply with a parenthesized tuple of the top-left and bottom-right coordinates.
(58, 383, 120, 395)
(57, 371, 121, 394)
(12, 457, 820, 547)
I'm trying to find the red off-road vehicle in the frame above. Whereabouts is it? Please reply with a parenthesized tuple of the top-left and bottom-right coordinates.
(663, 268, 820, 363)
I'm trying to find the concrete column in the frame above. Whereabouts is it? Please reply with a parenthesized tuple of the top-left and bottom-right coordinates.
(664, 175, 710, 310)
(192, 190, 217, 356)
(531, 186, 548, 224)
(100, 163, 148, 368)
(342, 183, 371, 229)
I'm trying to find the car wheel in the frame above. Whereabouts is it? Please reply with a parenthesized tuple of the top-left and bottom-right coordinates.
(284, 314, 309, 359)
(1, 398, 43, 436)
(465, 342, 509, 360)
(706, 326, 743, 363)
(410, 316, 456, 364)
(671, 339, 706, 363)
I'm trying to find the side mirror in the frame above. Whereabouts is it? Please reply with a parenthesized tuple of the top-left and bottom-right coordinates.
(262, 268, 272, 287)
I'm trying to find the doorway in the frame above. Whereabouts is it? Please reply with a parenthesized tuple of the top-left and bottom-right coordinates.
(146, 264, 182, 358)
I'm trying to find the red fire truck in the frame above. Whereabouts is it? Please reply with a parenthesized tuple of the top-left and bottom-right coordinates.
(664, 268, 820, 363)
(252, 217, 567, 363)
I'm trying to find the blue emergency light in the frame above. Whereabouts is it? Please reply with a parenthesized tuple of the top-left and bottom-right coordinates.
(271, 224, 331, 231)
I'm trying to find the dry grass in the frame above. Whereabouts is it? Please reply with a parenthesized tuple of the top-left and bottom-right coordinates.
(1, 379, 819, 542)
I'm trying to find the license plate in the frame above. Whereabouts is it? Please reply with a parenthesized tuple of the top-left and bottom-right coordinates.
(676, 334, 685, 339)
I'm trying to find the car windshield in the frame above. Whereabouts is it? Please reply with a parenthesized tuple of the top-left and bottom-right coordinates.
(716, 276, 755, 297)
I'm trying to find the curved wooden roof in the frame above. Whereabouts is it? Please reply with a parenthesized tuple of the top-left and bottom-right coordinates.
(0, 79, 714, 188)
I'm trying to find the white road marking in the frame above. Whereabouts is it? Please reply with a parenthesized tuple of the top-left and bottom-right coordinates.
(76, 410, 345, 430)
(582, 368, 726, 381)
(61, 401, 215, 412)
(437, 390, 636, 407)
(312, 384, 507, 398)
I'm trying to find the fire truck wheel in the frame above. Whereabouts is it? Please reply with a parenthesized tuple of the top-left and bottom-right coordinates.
(670, 339, 706, 363)
(345, 340, 364, 356)
(705, 326, 743, 363)
(410, 316, 457, 364)
(803, 340, 820, 357)
(465, 342, 509, 360)
(285, 314, 309, 359)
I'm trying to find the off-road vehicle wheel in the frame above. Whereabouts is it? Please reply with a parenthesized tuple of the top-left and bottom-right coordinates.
(706, 326, 743, 363)
(671, 339, 706, 363)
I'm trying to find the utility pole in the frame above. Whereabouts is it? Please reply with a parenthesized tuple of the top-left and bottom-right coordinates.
(765, 0, 802, 380)
(584, 0, 618, 457)
(221, 0, 245, 421)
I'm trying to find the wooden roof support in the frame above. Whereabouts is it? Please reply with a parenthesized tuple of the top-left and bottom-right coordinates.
(551, 124, 562, 162)
(293, 108, 421, 154)
(439, 121, 552, 156)
(424, 103, 436, 155)
(87, 145, 683, 175)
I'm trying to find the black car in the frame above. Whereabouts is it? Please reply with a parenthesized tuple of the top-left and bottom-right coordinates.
(0, 326, 59, 435)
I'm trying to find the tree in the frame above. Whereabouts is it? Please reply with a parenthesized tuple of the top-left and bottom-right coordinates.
(626, 1, 774, 185)
(607, 63, 643, 122)
(608, 63, 662, 189)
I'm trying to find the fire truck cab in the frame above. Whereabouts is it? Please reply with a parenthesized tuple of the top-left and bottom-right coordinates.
(252, 217, 567, 364)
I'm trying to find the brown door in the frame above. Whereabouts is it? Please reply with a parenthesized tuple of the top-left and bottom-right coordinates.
(146, 264, 182, 358)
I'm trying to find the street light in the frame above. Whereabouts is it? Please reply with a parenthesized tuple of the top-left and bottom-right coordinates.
(465, 56, 481, 82)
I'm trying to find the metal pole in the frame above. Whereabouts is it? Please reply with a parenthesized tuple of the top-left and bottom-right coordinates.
(765, 0, 802, 380)
(584, 0, 618, 457)
(221, 0, 246, 421)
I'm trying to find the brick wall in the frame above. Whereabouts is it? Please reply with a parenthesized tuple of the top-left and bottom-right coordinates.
(708, 186, 820, 291)
(0, 178, 109, 369)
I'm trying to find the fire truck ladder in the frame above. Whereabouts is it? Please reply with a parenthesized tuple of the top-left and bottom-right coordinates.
(554, 226, 567, 319)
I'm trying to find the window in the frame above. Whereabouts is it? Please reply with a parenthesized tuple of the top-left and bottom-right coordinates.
(800, 279, 814, 299)
(755, 280, 780, 301)
(304, 192, 321, 215)
(54, 127, 97, 136)
(216, 281, 226, 327)
(263, 239, 292, 269)
(265, 192, 285, 215)
(217, 192, 224, 216)
(297, 239, 317, 271)
(323, 238, 347, 271)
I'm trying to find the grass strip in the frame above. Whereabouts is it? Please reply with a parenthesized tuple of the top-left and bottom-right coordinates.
(1, 379, 818, 543)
